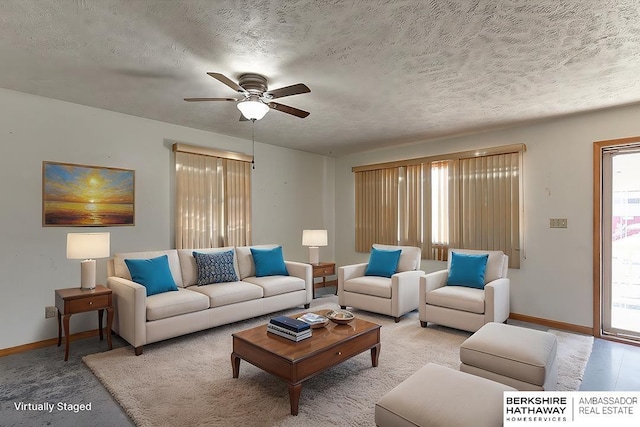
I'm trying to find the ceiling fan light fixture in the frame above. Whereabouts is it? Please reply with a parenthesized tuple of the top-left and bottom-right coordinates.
(237, 98, 269, 120)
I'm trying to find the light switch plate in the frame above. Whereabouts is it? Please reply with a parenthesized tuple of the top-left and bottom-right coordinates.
(549, 218, 568, 228)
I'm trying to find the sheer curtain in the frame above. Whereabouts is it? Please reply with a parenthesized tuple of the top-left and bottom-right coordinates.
(175, 148, 252, 250)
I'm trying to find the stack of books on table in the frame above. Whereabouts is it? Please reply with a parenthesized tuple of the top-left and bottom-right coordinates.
(267, 316, 312, 342)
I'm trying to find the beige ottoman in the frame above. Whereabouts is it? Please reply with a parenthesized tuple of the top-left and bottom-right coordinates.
(460, 322, 558, 391)
(375, 363, 515, 427)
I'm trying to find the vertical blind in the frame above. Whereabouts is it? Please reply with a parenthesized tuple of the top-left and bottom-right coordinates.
(353, 145, 523, 267)
(174, 146, 252, 250)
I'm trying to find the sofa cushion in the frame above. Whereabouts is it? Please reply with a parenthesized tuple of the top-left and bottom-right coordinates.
(372, 244, 421, 272)
(344, 276, 392, 299)
(447, 249, 507, 284)
(447, 252, 488, 289)
(124, 255, 179, 296)
(177, 247, 240, 287)
(425, 286, 485, 314)
(114, 250, 183, 287)
(192, 250, 239, 285)
(365, 247, 401, 278)
(235, 244, 278, 279)
(250, 246, 289, 277)
(243, 275, 305, 297)
(189, 281, 264, 308)
(146, 288, 210, 321)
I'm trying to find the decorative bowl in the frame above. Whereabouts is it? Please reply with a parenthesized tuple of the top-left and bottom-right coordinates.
(326, 309, 355, 325)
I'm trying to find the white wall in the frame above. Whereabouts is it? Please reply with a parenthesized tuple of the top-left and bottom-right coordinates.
(335, 103, 640, 328)
(0, 88, 334, 349)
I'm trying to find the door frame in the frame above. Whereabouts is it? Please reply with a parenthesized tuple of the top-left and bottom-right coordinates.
(593, 136, 640, 342)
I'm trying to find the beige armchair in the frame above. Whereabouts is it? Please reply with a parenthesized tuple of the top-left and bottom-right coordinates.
(419, 249, 510, 332)
(338, 244, 424, 322)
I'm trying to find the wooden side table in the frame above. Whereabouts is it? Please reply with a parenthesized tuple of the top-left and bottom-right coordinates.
(310, 262, 336, 298)
(55, 285, 113, 361)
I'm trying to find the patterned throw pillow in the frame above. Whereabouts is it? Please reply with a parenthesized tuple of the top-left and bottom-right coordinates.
(192, 250, 239, 285)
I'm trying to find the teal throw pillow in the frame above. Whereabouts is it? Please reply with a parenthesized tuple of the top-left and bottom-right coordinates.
(250, 246, 289, 277)
(192, 250, 239, 285)
(447, 252, 489, 289)
(364, 247, 402, 278)
(124, 255, 178, 296)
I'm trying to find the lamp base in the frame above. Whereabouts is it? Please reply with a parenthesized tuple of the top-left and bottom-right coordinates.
(308, 247, 320, 264)
(80, 259, 97, 290)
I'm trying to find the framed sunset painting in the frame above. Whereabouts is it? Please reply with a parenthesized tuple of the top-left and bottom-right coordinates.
(42, 162, 135, 226)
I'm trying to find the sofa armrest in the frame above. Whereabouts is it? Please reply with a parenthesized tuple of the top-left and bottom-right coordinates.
(420, 269, 448, 294)
(484, 277, 510, 323)
(338, 263, 368, 305)
(391, 270, 425, 317)
(106, 276, 147, 349)
(285, 261, 313, 303)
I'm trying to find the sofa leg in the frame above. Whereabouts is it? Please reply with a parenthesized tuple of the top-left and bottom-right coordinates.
(304, 303, 310, 309)
(134, 346, 143, 356)
(420, 321, 428, 328)
(394, 317, 400, 323)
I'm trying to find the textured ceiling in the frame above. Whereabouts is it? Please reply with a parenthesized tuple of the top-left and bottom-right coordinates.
(1, 1, 640, 156)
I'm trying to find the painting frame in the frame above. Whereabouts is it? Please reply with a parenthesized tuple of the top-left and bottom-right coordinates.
(42, 161, 135, 227)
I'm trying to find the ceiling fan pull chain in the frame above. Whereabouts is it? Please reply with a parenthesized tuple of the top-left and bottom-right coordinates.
(251, 119, 256, 170)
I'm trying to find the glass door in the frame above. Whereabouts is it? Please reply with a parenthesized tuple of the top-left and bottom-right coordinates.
(602, 149, 640, 341)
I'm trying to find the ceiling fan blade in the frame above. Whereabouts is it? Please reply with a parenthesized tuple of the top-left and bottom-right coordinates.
(265, 83, 310, 100)
(183, 97, 241, 102)
(268, 102, 310, 118)
(207, 72, 247, 94)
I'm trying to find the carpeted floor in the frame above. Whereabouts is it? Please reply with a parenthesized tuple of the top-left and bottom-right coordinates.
(83, 299, 593, 427)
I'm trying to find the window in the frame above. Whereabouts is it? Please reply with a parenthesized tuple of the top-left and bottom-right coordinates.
(174, 143, 252, 249)
(354, 145, 523, 267)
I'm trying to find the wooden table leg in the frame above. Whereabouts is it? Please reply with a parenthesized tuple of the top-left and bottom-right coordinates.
(288, 383, 302, 416)
(106, 307, 113, 350)
(98, 309, 104, 341)
(57, 309, 62, 347)
(370, 343, 381, 367)
(231, 353, 241, 378)
(62, 314, 71, 361)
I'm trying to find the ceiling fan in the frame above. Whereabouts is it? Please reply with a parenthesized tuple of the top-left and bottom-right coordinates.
(184, 72, 310, 121)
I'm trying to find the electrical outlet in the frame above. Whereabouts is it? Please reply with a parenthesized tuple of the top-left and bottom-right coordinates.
(549, 218, 568, 228)
(45, 306, 57, 319)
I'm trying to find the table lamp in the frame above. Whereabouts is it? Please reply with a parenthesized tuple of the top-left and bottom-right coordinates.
(67, 232, 111, 290)
(302, 229, 327, 264)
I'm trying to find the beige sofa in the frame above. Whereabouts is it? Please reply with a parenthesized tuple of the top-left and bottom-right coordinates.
(106, 245, 313, 355)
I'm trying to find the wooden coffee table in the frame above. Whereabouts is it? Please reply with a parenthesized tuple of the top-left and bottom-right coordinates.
(231, 309, 381, 415)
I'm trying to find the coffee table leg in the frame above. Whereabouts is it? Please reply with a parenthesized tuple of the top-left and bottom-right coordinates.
(288, 383, 302, 416)
(370, 343, 381, 367)
(231, 353, 241, 378)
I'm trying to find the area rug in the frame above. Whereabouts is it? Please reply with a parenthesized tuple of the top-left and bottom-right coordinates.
(83, 297, 593, 427)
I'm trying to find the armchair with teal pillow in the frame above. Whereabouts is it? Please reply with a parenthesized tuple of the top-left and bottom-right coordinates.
(419, 249, 510, 332)
(338, 244, 424, 322)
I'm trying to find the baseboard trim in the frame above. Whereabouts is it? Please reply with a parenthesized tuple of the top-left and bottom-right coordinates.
(0, 329, 101, 358)
(509, 313, 594, 336)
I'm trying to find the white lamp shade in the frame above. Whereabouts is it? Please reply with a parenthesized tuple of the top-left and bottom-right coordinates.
(302, 229, 328, 247)
(237, 99, 269, 120)
(66, 232, 111, 260)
